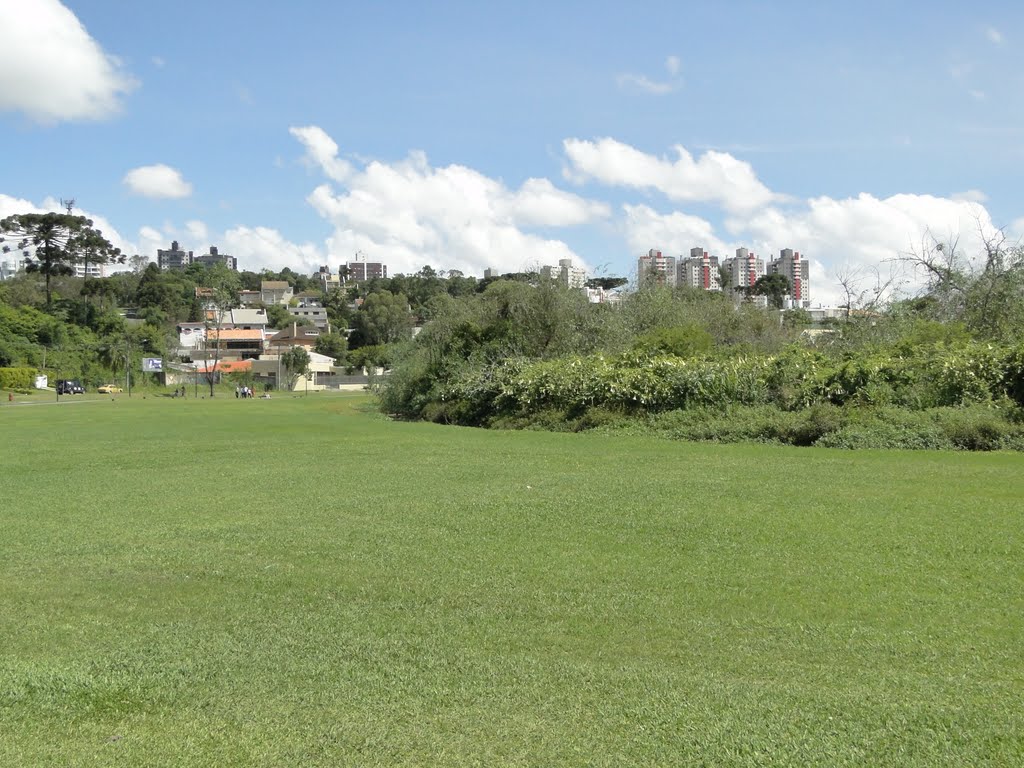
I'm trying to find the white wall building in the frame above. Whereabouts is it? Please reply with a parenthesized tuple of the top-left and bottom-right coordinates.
(541, 258, 587, 289)
(769, 248, 811, 308)
(637, 249, 677, 287)
(678, 247, 720, 290)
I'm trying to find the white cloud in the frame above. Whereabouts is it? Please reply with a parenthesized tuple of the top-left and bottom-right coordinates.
(134, 220, 324, 275)
(505, 178, 610, 227)
(621, 204, 728, 264)
(616, 55, 682, 95)
(739, 193, 998, 305)
(292, 126, 606, 276)
(151, 56, 166, 69)
(616, 73, 675, 95)
(1, 195, 139, 262)
(185, 220, 208, 242)
(952, 189, 988, 203)
(614, 184, 1002, 306)
(985, 25, 1004, 44)
(290, 125, 353, 182)
(123, 164, 193, 199)
(222, 226, 324, 274)
(0, 0, 137, 123)
(0, 193, 45, 221)
(563, 137, 779, 212)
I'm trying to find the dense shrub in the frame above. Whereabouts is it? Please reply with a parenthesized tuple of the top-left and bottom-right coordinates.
(375, 286, 1024, 451)
(0, 366, 36, 390)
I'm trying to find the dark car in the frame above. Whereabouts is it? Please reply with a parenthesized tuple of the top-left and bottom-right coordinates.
(57, 379, 85, 395)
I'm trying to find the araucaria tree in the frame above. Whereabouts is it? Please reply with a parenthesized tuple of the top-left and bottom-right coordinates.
(0, 213, 121, 308)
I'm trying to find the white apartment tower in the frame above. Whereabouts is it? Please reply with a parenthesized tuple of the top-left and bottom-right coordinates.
(678, 247, 720, 290)
(637, 249, 677, 287)
(769, 248, 811, 308)
(541, 258, 587, 289)
(721, 247, 764, 292)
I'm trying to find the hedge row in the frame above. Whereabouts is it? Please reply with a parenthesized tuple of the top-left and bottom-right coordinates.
(411, 342, 1024, 426)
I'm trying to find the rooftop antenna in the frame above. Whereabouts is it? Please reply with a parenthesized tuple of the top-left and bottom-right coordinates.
(60, 198, 76, 215)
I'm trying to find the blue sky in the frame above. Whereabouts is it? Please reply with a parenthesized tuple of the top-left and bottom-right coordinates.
(2, 0, 1022, 303)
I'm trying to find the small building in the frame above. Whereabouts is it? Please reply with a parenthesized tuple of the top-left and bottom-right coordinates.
(201, 328, 266, 360)
(260, 281, 294, 306)
(250, 351, 337, 392)
(177, 322, 207, 349)
(267, 323, 321, 352)
(288, 293, 329, 329)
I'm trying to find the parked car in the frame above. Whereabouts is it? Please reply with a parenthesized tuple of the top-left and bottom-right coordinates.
(56, 379, 85, 395)
(97, 384, 124, 394)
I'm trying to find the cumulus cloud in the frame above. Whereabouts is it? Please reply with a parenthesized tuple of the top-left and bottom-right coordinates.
(184, 220, 208, 243)
(952, 189, 988, 203)
(292, 126, 607, 276)
(123, 164, 193, 199)
(621, 204, 728, 262)
(0, 0, 137, 123)
(564, 137, 778, 212)
(985, 25, 1004, 44)
(0, 194, 142, 269)
(134, 220, 324, 275)
(221, 226, 325, 273)
(733, 194, 999, 305)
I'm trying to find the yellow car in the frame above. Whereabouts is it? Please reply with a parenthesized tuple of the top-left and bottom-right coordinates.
(97, 384, 124, 394)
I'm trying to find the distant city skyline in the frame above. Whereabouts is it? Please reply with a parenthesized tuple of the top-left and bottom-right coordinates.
(2, 0, 1022, 305)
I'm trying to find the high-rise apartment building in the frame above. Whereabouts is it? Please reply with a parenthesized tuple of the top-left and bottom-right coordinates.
(193, 246, 237, 271)
(769, 248, 810, 307)
(678, 247, 720, 290)
(541, 258, 587, 289)
(637, 249, 677, 287)
(346, 259, 387, 282)
(157, 240, 193, 270)
(721, 247, 764, 293)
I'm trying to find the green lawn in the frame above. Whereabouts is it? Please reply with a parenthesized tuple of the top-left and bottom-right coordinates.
(1, 394, 1022, 766)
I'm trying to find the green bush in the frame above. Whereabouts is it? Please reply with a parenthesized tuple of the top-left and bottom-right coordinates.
(0, 367, 36, 390)
(930, 406, 1021, 451)
(816, 409, 953, 450)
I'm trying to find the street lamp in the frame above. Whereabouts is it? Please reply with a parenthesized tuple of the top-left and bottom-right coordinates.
(123, 336, 149, 397)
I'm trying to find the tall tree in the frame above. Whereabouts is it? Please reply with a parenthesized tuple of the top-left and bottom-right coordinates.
(282, 346, 311, 391)
(73, 227, 123, 286)
(199, 269, 241, 397)
(753, 273, 790, 310)
(350, 291, 413, 347)
(0, 213, 119, 308)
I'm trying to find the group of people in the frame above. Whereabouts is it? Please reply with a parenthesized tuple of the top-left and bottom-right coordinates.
(235, 385, 255, 399)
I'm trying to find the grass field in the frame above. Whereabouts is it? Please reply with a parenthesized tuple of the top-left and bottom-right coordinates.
(1, 394, 1022, 766)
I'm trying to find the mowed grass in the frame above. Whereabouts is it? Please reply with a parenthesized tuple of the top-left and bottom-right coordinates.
(1, 395, 1022, 766)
